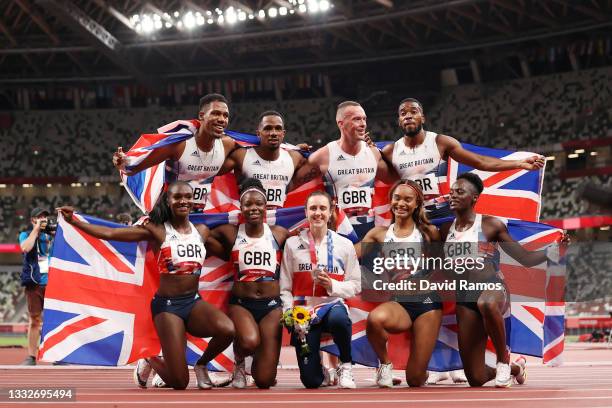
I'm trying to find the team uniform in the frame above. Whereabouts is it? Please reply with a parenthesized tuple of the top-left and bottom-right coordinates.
(229, 224, 282, 322)
(444, 214, 508, 314)
(391, 132, 450, 219)
(168, 137, 225, 212)
(383, 225, 442, 321)
(280, 229, 361, 388)
(241, 148, 296, 209)
(151, 222, 206, 323)
(324, 141, 377, 239)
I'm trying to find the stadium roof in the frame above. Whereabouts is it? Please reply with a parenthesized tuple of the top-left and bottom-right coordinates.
(0, 0, 610, 83)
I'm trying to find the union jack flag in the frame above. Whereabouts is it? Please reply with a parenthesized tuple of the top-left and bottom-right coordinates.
(446, 143, 545, 222)
(40, 214, 160, 366)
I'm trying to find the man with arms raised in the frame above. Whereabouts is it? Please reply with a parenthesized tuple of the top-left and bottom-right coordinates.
(381, 98, 545, 220)
(113, 93, 239, 211)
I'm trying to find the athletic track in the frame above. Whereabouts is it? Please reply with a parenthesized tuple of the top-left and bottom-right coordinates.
(0, 343, 610, 407)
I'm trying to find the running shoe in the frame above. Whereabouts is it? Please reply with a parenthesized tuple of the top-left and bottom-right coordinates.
(20, 355, 36, 366)
(338, 363, 356, 389)
(376, 362, 394, 388)
(426, 371, 449, 384)
(194, 364, 213, 389)
(450, 369, 468, 383)
(512, 356, 527, 385)
(494, 362, 512, 388)
(133, 358, 152, 389)
(231, 359, 247, 389)
(152, 373, 167, 388)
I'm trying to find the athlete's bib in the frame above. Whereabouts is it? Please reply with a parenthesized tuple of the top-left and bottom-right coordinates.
(188, 180, 211, 207)
(338, 185, 372, 210)
(238, 247, 277, 280)
(408, 173, 440, 196)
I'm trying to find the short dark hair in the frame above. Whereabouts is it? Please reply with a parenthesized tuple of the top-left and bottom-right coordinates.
(457, 172, 484, 195)
(258, 110, 284, 124)
(399, 98, 424, 113)
(199, 93, 228, 111)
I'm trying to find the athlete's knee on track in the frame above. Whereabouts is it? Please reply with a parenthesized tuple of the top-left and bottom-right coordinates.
(465, 371, 488, 387)
(406, 370, 427, 387)
(254, 371, 277, 389)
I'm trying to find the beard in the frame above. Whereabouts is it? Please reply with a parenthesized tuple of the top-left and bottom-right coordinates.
(403, 123, 423, 137)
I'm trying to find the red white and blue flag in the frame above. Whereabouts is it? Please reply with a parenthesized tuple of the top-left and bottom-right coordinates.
(446, 143, 545, 222)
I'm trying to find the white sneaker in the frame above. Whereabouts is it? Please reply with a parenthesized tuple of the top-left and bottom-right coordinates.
(450, 369, 467, 383)
(426, 371, 450, 384)
(231, 360, 247, 389)
(152, 373, 167, 388)
(133, 358, 152, 388)
(194, 364, 213, 389)
(376, 363, 393, 388)
(512, 356, 527, 385)
(338, 363, 356, 389)
(494, 362, 512, 388)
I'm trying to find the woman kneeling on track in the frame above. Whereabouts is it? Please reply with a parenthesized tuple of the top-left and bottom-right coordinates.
(441, 172, 561, 387)
(206, 178, 288, 389)
(359, 180, 443, 387)
(57, 181, 235, 390)
(280, 191, 361, 389)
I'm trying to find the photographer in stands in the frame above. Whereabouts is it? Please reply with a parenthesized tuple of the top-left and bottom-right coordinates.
(18, 207, 55, 365)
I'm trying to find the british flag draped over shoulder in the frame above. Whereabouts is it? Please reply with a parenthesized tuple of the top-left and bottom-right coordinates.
(40, 121, 564, 369)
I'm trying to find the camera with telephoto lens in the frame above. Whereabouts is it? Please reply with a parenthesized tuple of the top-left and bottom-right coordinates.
(41, 218, 58, 234)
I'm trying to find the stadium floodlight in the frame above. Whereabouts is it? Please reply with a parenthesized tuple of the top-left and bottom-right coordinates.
(268, 7, 278, 18)
(320, 0, 330, 11)
(258, 9, 265, 18)
(165, 21, 172, 28)
(154, 20, 162, 29)
(308, 0, 320, 13)
(173, 11, 179, 18)
(298, 4, 307, 13)
(590, 151, 598, 156)
(279, 6, 288, 16)
(238, 11, 247, 21)
(567, 153, 579, 159)
(226, 7, 237, 24)
(141, 15, 154, 33)
(575, 149, 585, 154)
(206, 10, 212, 16)
(196, 14, 205, 25)
(183, 11, 196, 29)
(248, 14, 254, 19)
(218, 15, 225, 24)
(207, 18, 214, 24)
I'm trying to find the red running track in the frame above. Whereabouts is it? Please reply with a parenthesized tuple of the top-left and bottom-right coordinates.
(0, 343, 610, 408)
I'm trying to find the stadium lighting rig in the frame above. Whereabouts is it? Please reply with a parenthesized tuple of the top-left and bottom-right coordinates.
(131, 0, 333, 34)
